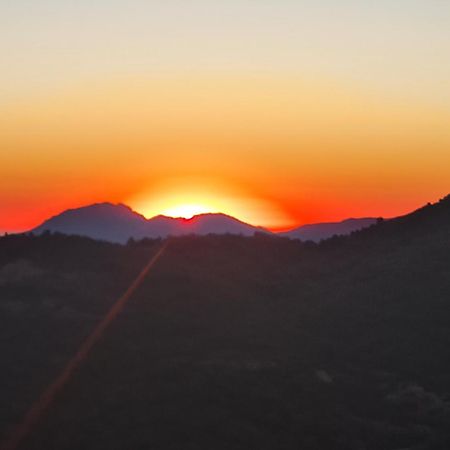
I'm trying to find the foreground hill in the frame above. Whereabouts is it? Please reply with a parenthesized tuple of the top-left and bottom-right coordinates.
(32, 203, 265, 243)
(1, 195, 449, 450)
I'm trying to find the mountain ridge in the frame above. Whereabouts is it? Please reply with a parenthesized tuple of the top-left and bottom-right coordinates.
(31, 197, 450, 244)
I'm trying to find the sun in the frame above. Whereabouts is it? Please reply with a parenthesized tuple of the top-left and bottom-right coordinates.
(161, 204, 214, 219)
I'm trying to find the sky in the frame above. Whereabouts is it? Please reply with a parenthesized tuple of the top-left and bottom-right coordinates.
(1, 0, 450, 232)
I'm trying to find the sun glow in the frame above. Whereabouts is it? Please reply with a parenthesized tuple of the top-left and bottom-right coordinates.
(127, 178, 293, 229)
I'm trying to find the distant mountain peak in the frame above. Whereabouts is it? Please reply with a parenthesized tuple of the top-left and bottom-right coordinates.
(32, 203, 267, 243)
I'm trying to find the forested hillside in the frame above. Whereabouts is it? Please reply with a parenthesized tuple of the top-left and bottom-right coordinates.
(1, 196, 449, 450)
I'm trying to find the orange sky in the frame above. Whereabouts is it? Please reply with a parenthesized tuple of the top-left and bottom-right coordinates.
(2, 75, 449, 233)
(1, 2, 450, 233)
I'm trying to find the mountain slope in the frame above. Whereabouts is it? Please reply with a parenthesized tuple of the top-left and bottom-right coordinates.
(282, 217, 377, 242)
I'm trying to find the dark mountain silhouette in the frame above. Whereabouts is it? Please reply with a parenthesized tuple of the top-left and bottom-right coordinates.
(282, 217, 377, 241)
(32, 203, 150, 243)
(32, 203, 266, 243)
(29, 196, 450, 245)
(371, 194, 450, 234)
(1, 194, 450, 450)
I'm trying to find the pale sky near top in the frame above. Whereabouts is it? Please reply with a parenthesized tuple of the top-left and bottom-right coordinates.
(1, 0, 449, 104)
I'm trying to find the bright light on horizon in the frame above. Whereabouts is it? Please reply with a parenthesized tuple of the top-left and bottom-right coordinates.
(160, 203, 216, 219)
(127, 178, 294, 229)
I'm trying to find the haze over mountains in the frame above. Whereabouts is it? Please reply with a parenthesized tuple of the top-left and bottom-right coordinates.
(31, 203, 376, 243)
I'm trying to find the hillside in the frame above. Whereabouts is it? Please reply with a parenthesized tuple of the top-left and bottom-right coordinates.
(281, 217, 377, 241)
(1, 195, 449, 450)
